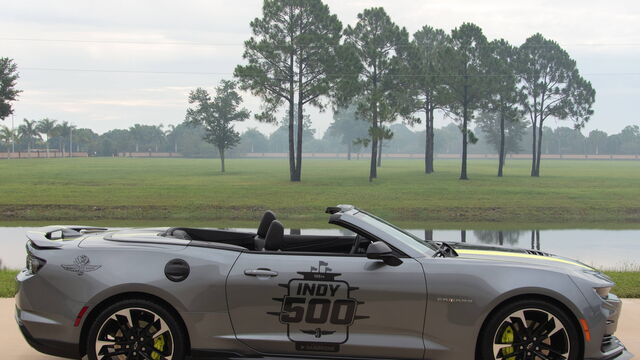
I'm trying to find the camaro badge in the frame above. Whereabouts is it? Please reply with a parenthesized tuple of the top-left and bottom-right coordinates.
(269, 261, 369, 352)
(61, 255, 101, 275)
(436, 297, 474, 304)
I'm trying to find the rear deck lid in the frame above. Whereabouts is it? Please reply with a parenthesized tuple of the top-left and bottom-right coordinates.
(26, 225, 108, 248)
(103, 228, 191, 246)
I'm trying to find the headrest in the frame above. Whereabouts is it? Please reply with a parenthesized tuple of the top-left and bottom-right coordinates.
(264, 220, 284, 251)
(171, 229, 192, 240)
(257, 210, 276, 238)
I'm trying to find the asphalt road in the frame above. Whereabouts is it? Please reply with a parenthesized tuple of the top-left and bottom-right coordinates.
(2, 298, 637, 359)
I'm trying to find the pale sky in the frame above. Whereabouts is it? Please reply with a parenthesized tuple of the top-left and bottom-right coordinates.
(2, 0, 639, 137)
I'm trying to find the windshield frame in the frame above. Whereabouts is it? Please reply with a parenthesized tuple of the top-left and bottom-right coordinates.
(356, 210, 439, 253)
(330, 208, 437, 257)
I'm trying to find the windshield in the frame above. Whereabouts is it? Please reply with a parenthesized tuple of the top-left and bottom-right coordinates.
(353, 210, 439, 254)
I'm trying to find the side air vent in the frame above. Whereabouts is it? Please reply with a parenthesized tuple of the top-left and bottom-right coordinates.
(602, 335, 614, 348)
(600, 334, 624, 353)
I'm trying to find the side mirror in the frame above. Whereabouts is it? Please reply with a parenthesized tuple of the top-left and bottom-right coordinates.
(366, 241, 403, 266)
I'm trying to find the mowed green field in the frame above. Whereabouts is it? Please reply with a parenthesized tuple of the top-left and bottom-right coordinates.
(0, 269, 18, 298)
(0, 157, 639, 228)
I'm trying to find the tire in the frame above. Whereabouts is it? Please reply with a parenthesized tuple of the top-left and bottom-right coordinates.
(480, 299, 580, 360)
(86, 298, 186, 360)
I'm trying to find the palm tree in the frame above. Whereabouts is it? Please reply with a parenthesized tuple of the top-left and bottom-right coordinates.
(129, 124, 145, 152)
(36, 118, 57, 157)
(0, 125, 17, 158)
(165, 124, 178, 153)
(56, 121, 76, 156)
(154, 124, 164, 152)
(18, 119, 42, 153)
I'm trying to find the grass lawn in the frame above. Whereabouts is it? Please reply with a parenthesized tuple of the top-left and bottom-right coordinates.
(0, 157, 638, 228)
(607, 272, 640, 298)
(0, 269, 636, 298)
(1, 158, 637, 297)
(0, 269, 18, 298)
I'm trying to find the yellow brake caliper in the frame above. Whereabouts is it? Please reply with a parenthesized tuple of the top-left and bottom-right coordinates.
(501, 325, 515, 360)
(151, 334, 165, 360)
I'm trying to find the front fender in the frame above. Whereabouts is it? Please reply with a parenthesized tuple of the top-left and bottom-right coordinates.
(420, 257, 591, 360)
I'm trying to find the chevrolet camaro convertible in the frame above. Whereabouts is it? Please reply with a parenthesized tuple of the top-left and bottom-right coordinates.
(15, 205, 632, 360)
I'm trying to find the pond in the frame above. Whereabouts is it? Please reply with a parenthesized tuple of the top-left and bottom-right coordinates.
(1, 227, 638, 271)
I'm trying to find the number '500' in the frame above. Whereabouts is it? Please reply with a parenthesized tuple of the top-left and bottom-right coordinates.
(280, 296, 357, 325)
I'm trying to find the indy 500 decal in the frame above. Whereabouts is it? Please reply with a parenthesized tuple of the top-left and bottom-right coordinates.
(269, 261, 369, 352)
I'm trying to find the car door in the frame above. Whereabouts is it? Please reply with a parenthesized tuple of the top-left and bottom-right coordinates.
(226, 251, 427, 359)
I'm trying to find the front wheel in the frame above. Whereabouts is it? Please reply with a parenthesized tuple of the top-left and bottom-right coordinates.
(480, 299, 580, 360)
(86, 299, 186, 360)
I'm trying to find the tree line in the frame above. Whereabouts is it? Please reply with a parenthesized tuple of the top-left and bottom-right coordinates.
(2, 116, 638, 161)
(230, 1, 595, 181)
(0, 2, 601, 180)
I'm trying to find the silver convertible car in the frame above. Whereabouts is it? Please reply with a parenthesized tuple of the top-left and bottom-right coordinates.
(15, 205, 631, 360)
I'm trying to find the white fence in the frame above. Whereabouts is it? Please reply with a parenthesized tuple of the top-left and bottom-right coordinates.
(0, 151, 88, 159)
(1, 152, 637, 160)
(241, 153, 640, 160)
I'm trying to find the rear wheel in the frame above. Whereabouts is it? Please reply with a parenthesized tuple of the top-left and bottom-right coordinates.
(86, 299, 186, 360)
(480, 299, 580, 360)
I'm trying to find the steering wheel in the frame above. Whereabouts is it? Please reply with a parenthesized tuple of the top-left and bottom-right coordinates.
(350, 234, 363, 254)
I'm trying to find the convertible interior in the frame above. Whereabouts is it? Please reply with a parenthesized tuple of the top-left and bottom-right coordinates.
(163, 211, 370, 254)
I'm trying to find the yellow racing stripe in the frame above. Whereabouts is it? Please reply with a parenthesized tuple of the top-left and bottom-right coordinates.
(456, 249, 592, 269)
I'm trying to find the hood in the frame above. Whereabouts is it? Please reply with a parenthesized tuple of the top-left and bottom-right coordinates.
(448, 242, 595, 271)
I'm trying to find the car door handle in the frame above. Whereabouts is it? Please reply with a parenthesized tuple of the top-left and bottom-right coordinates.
(244, 269, 278, 277)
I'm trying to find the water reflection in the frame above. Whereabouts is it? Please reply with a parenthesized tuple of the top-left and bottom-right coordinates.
(292, 228, 637, 269)
(416, 229, 580, 252)
(290, 228, 541, 248)
(405, 228, 638, 270)
(0, 227, 639, 270)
